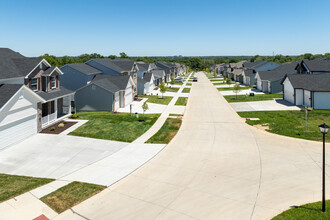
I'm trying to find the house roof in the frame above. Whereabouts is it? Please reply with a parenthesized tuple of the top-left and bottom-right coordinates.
(0, 48, 25, 58)
(67, 63, 102, 75)
(243, 69, 255, 77)
(298, 58, 330, 72)
(232, 68, 243, 75)
(0, 57, 43, 79)
(151, 69, 165, 79)
(137, 63, 150, 72)
(283, 74, 330, 92)
(143, 72, 153, 82)
(243, 61, 266, 69)
(92, 58, 135, 72)
(36, 87, 74, 101)
(257, 62, 298, 81)
(41, 66, 57, 76)
(0, 84, 23, 109)
(92, 75, 131, 93)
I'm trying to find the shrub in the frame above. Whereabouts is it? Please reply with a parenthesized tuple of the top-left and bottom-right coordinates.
(63, 121, 68, 124)
(71, 114, 78, 118)
(58, 123, 64, 128)
(50, 127, 55, 131)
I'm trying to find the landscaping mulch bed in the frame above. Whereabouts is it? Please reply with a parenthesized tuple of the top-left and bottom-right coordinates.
(41, 121, 77, 134)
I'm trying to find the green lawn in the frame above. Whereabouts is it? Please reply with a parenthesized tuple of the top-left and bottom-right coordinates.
(182, 88, 191, 93)
(166, 87, 179, 92)
(175, 97, 188, 106)
(0, 174, 54, 203)
(217, 86, 251, 91)
(140, 95, 173, 105)
(238, 110, 330, 142)
(170, 82, 183, 85)
(272, 200, 330, 220)
(41, 182, 105, 213)
(186, 83, 192, 86)
(70, 112, 160, 142)
(146, 118, 182, 144)
(169, 113, 183, 117)
(224, 94, 283, 102)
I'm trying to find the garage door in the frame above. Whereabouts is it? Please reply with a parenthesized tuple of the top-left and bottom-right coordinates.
(0, 114, 37, 150)
(314, 92, 330, 109)
(114, 92, 120, 110)
(125, 87, 132, 106)
(257, 80, 262, 91)
(262, 81, 268, 92)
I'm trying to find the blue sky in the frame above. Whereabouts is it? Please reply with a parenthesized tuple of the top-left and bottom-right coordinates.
(0, 0, 329, 57)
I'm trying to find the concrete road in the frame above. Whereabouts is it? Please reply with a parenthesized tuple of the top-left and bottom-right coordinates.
(57, 72, 330, 219)
(230, 99, 301, 112)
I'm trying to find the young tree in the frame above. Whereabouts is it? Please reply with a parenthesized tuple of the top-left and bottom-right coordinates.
(142, 102, 149, 116)
(213, 70, 217, 78)
(233, 83, 241, 99)
(226, 77, 232, 87)
(159, 82, 167, 98)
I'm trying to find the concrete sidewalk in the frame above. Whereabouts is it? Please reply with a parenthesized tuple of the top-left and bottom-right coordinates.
(230, 99, 301, 112)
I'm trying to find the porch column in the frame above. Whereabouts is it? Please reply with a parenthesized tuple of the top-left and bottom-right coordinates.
(69, 95, 72, 115)
(55, 99, 57, 118)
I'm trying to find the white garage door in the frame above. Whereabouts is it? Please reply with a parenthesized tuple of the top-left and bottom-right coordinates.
(0, 114, 37, 150)
(257, 80, 262, 91)
(314, 92, 330, 109)
(114, 92, 120, 110)
(125, 87, 132, 106)
(262, 81, 268, 92)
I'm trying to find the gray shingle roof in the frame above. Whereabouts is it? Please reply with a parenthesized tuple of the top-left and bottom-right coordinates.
(137, 63, 149, 72)
(41, 66, 57, 76)
(68, 63, 102, 75)
(243, 61, 266, 69)
(0, 57, 43, 79)
(93, 58, 135, 72)
(92, 75, 131, 93)
(0, 48, 24, 58)
(284, 74, 330, 92)
(151, 69, 165, 79)
(243, 69, 255, 77)
(35, 87, 74, 101)
(300, 58, 330, 72)
(0, 84, 23, 109)
(258, 62, 298, 81)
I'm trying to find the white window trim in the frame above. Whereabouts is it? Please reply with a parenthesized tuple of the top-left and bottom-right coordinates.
(31, 78, 38, 91)
(51, 76, 56, 89)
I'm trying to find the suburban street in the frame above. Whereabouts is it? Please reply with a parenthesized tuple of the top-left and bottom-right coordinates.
(53, 72, 330, 220)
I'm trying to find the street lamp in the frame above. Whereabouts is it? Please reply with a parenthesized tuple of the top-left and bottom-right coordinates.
(319, 123, 329, 212)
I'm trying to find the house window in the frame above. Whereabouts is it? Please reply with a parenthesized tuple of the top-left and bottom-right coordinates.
(31, 78, 38, 91)
(51, 76, 56, 89)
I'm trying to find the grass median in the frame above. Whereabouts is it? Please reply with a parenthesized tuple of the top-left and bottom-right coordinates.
(0, 174, 54, 203)
(146, 118, 182, 144)
(140, 95, 173, 105)
(70, 112, 160, 142)
(238, 110, 330, 142)
(166, 87, 179, 92)
(182, 88, 191, 93)
(175, 97, 188, 106)
(41, 181, 105, 213)
(224, 94, 283, 102)
(217, 86, 251, 91)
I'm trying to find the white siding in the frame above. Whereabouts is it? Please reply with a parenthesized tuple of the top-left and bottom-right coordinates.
(314, 92, 330, 109)
(304, 90, 311, 107)
(295, 89, 303, 105)
(114, 92, 120, 110)
(256, 74, 262, 91)
(262, 81, 268, 92)
(283, 78, 294, 104)
(0, 89, 38, 150)
(124, 86, 132, 106)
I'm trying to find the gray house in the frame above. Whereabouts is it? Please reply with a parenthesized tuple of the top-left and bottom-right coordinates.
(242, 69, 256, 86)
(75, 75, 135, 112)
(255, 62, 298, 93)
(151, 69, 165, 86)
(85, 58, 138, 98)
(60, 63, 102, 91)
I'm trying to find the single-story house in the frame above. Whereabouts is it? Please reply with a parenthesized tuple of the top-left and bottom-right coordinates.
(243, 61, 281, 72)
(151, 69, 165, 86)
(255, 62, 298, 93)
(155, 61, 174, 82)
(0, 48, 74, 149)
(296, 58, 330, 74)
(75, 75, 135, 112)
(60, 63, 102, 91)
(232, 68, 244, 83)
(137, 72, 155, 95)
(281, 74, 330, 109)
(242, 69, 256, 86)
(137, 62, 152, 79)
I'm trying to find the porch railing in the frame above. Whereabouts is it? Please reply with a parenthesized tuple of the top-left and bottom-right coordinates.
(41, 113, 57, 127)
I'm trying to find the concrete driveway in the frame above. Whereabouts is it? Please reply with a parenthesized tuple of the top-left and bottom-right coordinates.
(0, 134, 165, 186)
(220, 89, 266, 96)
(54, 72, 330, 220)
(230, 99, 301, 112)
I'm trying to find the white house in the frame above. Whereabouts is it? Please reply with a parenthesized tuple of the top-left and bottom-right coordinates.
(138, 72, 155, 95)
(281, 74, 330, 109)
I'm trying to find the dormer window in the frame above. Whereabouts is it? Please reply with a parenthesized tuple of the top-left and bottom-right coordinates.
(51, 76, 56, 89)
(31, 78, 38, 91)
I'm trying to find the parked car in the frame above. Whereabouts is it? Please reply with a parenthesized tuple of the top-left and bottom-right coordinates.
(193, 77, 198, 82)
(175, 77, 184, 83)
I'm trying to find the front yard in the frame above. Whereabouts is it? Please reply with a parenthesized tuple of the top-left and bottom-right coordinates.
(224, 94, 283, 102)
(238, 110, 330, 142)
(146, 118, 182, 144)
(140, 95, 173, 105)
(41, 181, 105, 213)
(166, 87, 179, 92)
(0, 174, 54, 203)
(175, 97, 188, 106)
(182, 88, 191, 93)
(217, 86, 251, 91)
(69, 112, 160, 142)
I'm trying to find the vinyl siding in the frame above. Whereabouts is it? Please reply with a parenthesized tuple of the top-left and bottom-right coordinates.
(60, 65, 96, 91)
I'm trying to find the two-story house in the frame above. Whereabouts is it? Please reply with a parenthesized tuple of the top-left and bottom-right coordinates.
(0, 48, 74, 150)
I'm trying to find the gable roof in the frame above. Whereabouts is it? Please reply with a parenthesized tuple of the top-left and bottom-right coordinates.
(91, 58, 135, 72)
(137, 63, 150, 72)
(0, 48, 25, 59)
(257, 62, 298, 81)
(151, 69, 165, 79)
(282, 74, 330, 92)
(35, 87, 74, 101)
(298, 58, 330, 72)
(0, 84, 23, 109)
(66, 63, 102, 75)
(92, 75, 132, 93)
(243, 61, 267, 69)
(232, 68, 243, 75)
(243, 69, 255, 77)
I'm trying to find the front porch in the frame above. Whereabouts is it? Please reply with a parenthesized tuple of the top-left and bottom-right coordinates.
(40, 96, 72, 128)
